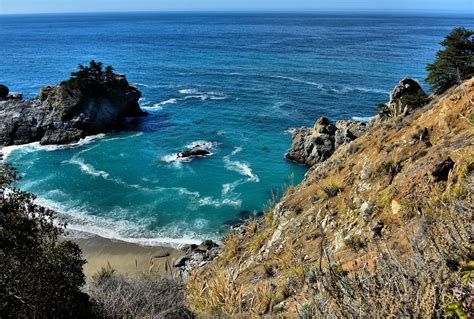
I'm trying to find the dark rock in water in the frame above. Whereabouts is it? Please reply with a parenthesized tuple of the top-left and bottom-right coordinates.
(389, 78, 424, 105)
(0, 70, 146, 146)
(178, 148, 211, 159)
(431, 156, 454, 182)
(40, 128, 85, 145)
(286, 117, 367, 167)
(0, 85, 9, 100)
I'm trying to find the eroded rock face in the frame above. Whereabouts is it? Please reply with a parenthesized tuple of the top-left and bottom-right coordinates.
(175, 240, 221, 279)
(0, 74, 146, 146)
(286, 117, 367, 167)
(389, 78, 424, 104)
(370, 78, 427, 127)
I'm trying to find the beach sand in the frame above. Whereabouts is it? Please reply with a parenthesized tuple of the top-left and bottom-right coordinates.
(71, 236, 185, 279)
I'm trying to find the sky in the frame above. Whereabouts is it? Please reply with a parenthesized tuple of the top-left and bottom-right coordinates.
(0, 0, 473, 14)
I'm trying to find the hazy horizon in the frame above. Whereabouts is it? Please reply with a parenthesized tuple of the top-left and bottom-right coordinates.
(1, 0, 472, 15)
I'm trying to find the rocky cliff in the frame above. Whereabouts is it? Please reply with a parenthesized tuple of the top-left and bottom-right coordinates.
(187, 78, 474, 317)
(0, 69, 146, 146)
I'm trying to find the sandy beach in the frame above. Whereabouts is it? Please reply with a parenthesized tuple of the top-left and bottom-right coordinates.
(71, 236, 185, 279)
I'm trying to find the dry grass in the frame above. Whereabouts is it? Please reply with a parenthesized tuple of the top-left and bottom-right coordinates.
(87, 264, 193, 318)
(186, 79, 474, 317)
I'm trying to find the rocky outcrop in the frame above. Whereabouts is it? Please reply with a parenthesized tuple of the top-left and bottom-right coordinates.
(0, 72, 146, 146)
(178, 148, 211, 159)
(389, 77, 424, 104)
(188, 78, 474, 318)
(286, 117, 367, 166)
(175, 240, 220, 279)
(371, 77, 428, 126)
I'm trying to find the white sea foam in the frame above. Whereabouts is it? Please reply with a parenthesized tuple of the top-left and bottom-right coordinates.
(179, 88, 201, 94)
(272, 75, 388, 95)
(35, 198, 206, 247)
(161, 140, 217, 164)
(67, 157, 110, 178)
(179, 88, 228, 101)
(1, 134, 106, 161)
(195, 196, 242, 208)
(273, 75, 324, 89)
(223, 147, 260, 183)
(185, 140, 217, 150)
(284, 128, 297, 134)
(352, 115, 376, 123)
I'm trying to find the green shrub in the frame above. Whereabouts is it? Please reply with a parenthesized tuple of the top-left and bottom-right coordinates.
(399, 91, 430, 109)
(426, 27, 474, 93)
(0, 165, 94, 318)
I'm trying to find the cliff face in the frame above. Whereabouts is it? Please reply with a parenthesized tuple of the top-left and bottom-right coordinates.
(0, 73, 146, 146)
(187, 79, 474, 317)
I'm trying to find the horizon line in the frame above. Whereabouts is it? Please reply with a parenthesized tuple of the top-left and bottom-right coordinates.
(0, 9, 472, 16)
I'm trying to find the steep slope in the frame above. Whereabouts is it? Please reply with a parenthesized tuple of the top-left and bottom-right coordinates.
(187, 79, 474, 318)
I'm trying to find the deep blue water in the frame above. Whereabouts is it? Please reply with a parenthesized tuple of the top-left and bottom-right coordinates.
(1, 13, 472, 245)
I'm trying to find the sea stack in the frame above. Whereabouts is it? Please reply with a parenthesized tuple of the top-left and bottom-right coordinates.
(0, 62, 147, 146)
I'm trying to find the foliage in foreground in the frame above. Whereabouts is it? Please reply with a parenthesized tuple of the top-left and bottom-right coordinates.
(426, 27, 474, 93)
(0, 165, 95, 318)
(87, 265, 194, 319)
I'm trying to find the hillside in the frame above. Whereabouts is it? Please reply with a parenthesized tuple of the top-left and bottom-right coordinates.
(187, 79, 474, 318)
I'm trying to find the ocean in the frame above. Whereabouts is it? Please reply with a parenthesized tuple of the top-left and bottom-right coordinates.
(1, 12, 472, 245)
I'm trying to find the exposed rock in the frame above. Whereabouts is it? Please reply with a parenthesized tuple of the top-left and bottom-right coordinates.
(286, 117, 367, 167)
(9, 93, 22, 100)
(431, 156, 455, 182)
(40, 128, 85, 145)
(178, 148, 211, 159)
(175, 240, 221, 279)
(389, 78, 424, 104)
(174, 256, 189, 268)
(0, 71, 146, 146)
(335, 120, 368, 149)
(0, 84, 9, 100)
(370, 78, 427, 127)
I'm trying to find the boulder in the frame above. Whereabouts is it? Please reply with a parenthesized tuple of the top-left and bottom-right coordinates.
(335, 120, 367, 149)
(40, 128, 85, 145)
(389, 78, 424, 104)
(431, 157, 455, 182)
(9, 93, 22, 100)
(0, 84, 9, 100)
(174, 256, 189, 268)
(178, 148, 211, 159)
(286, 117, 367, 167)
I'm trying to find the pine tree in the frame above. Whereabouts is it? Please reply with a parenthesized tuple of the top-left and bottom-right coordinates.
(426, 27, 474, 93)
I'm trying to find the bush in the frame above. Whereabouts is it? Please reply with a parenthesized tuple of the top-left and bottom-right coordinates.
(87, 266, 194, 318)
(426, 27, 474, 93)
(62, 60, 115, 94)
(399, 90, 430, 109)
(0, 165, 94, 318)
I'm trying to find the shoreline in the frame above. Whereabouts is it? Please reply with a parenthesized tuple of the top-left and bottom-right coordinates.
(68, 234, 185, 279)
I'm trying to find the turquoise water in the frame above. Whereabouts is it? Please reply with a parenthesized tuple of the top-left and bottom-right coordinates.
(1, 13, 473, 245)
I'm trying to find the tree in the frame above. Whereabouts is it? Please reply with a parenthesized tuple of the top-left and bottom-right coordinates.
(426, 27, 474, 93)
(0, 165, 95, 318)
